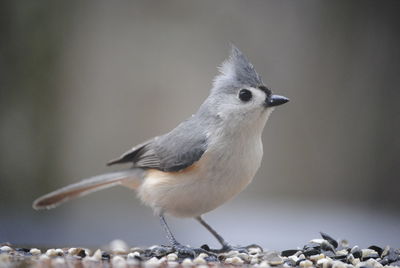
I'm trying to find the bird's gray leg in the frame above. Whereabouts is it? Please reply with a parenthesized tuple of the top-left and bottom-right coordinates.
(196, 216, 230, 250)
(159, 214, 179, 246)
(196, 216, 255, 253)
(196, 216, 234, 252)
(159, 214, 211, 257)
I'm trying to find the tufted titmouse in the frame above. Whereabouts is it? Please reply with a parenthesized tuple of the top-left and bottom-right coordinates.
(33, 46, 288, 255)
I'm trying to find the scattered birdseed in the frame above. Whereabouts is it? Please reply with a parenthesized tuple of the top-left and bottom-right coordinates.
(1, 233, 399, 267)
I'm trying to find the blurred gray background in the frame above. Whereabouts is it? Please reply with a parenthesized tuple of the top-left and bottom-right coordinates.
(1, 0, 399, 250)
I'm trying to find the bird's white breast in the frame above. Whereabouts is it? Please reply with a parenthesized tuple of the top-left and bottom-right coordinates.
(138, 110, 271, 218)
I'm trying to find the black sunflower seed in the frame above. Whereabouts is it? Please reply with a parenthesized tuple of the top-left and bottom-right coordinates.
(320, 232, 338, 248)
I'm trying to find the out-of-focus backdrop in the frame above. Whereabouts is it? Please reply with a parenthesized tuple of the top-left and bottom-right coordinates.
(1, 0, 399, 250)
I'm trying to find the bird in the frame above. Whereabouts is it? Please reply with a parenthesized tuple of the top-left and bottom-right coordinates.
(33, 45, 289, 256)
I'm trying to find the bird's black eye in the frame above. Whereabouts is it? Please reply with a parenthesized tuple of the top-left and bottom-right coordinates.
(238, 89, 252, 102)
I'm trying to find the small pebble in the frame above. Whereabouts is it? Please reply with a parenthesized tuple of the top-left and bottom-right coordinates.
(225, 256, 244, 265)
(128, 251, 141, 259)
(231, 256, 245, 265)
(317, 258, 331, 268)
(55, 248, 64, 256)
(46, 249, 58, 257)
(0, 246, 13, 252)
(352, 258, 361, 266)
(193, 256, 207, 265)
(365, 258, 384, 268)
(309, 253, 325, 262)
(30, 248, 41, 255)
(288, 255, 299, 263)
(362, 248, 379, 258)
(181, 258, 193, 266)
(336, 249, 348, 256)
(198, 252, 209, 259)
(257, 260, 271, 267)
(369, 246, 384, 256)
(332, 260, 346, 268)
(166, 253, 178, 261)
(91, 249, 102, 261)
(299, 259, 313, 268)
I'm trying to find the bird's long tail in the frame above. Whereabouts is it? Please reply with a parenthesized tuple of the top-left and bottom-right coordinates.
(33, 169, 144, 210)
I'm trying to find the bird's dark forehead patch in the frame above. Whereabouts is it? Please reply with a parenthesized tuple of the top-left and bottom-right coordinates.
(258, 85, 272, 97)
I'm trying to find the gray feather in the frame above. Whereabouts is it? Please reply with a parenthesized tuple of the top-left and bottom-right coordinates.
(107, 116, 208, 172)
(33, 169, 143, 210)
(213, 45, 263, 92)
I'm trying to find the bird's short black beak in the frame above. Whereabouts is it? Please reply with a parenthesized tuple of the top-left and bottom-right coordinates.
(267, 95, 289, 107)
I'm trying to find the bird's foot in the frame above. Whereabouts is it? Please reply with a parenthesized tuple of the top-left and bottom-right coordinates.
(147, 245, 175, 258)
(203, 243, 263, 254)
(173, 243, 214, 258)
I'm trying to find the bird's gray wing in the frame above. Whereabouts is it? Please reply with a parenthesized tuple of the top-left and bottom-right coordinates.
(107, 138, 156, 166)
(107, 121, 208, 172)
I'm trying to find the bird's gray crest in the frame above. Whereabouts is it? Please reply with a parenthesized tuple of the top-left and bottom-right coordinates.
(213, 45, 263, 92)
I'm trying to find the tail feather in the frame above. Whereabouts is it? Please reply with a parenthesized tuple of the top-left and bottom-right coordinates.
(33, 169, 143, 210)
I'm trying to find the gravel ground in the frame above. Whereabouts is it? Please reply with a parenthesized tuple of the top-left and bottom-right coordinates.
(1, 233, 399, 268)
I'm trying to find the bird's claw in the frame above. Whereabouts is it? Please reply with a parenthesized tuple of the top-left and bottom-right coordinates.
(173, 244, 214, 258)
(207, 243, 263, 254)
